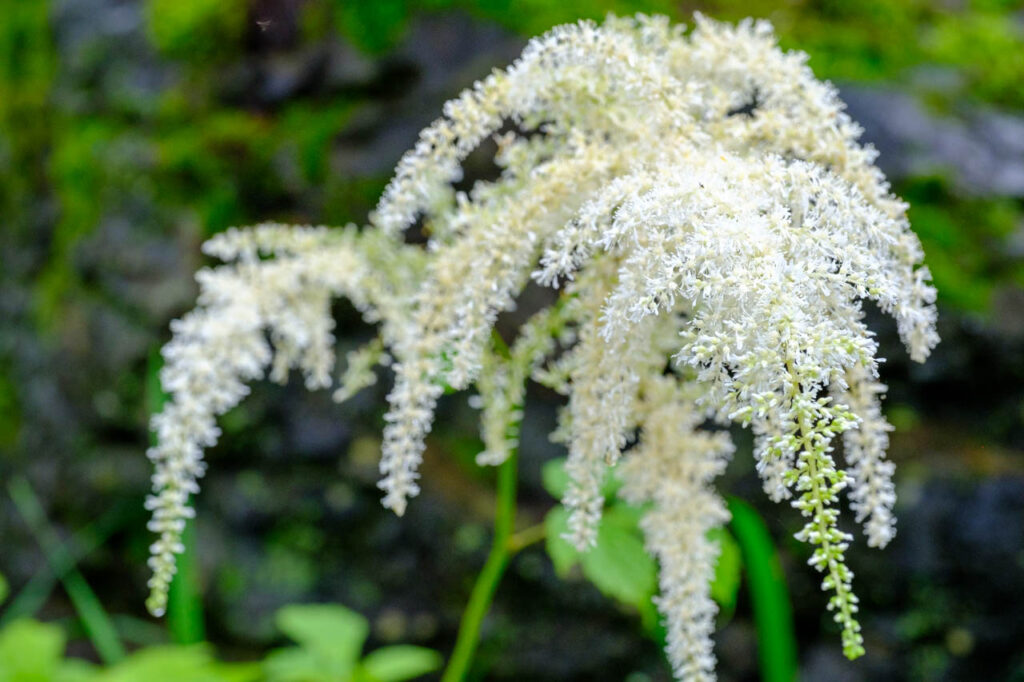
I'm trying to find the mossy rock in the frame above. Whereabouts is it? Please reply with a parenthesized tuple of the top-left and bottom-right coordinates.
(146, 0, 248, 64)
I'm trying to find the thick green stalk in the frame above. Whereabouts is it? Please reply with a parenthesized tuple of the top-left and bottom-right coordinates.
(166, 517, 206, 644)
(441, 451, 518, 682)
(728, 497, 798, 682)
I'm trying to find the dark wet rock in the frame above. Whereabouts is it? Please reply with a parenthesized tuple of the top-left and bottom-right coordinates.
(841, 86, 1024, 197)
(887, 476, 1024, 681)
(52, 0, 175, 114)
(283, 394, 352, 460)
(323, 40, 378, 91)
(329, 12, 523, 178)
(255, 47, 332, 105)
(991, 287, 1024, 338)
(802, 645, 865, 682)
(395, 12, 523, 96)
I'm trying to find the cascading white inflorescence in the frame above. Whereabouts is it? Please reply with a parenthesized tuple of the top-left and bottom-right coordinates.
(145, 14, 937, 680)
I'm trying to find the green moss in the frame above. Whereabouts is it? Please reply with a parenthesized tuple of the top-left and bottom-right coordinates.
(35, 119, 121, 330)
(146, 0, 248, 64)
(334, 0, 411, 54)
(278, 101, 358, 185)
(902, 177, 1023, 312)
(323, 175, 391, 226)
(0, 365, 20, 449)
(153, 110, 277, 234)
(926, 11, 1024, 108)
(324, 0, 1023, 107)
(0, 0, 54, 236)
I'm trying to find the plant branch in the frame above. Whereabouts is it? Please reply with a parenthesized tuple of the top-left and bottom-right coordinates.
(441, 451, 518, 682)
(507, 522, 546, 554)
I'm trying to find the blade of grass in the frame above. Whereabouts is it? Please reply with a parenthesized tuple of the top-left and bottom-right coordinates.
(147, 347, 205, 644)
(8, 476, 126, 664)
(0, 500, 129, 626)
(728, 496, 798, 682)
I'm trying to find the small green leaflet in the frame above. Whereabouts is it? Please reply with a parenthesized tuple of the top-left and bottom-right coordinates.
(541, 457, 742, 629)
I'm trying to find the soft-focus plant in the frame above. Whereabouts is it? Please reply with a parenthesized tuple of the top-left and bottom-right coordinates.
(0, 601, 439, 682)
(264, 604, 442, 682)
(142, 14, 938, 681)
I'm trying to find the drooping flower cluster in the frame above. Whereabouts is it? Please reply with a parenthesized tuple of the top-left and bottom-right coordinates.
(144, 14, 938, 680)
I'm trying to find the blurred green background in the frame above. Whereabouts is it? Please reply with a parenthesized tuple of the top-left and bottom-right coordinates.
(1, 1, 1023, 680)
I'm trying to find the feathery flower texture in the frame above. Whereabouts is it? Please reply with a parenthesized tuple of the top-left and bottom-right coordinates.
(145, 14, 938, 679)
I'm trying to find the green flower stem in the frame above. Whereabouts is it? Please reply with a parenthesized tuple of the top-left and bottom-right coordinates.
(727, 497, 797, 682)
(441, 451, 518, 682)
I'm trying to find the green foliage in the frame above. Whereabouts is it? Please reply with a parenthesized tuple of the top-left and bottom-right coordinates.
(357, 647, 443, 682)
(429, 0, 679, 41)
(540, 457, 620, 502)
(699, 0, 1024, 109)
(266, 604, 441, 682)
(82, 645, 259, 682)
(901, 177, 1023, 311)
(334, 0, 411, 54)
(545, 504, 659, 622)
(0, 367, 18, 450)
(706, 527, 741, 621)
(727, 497, 798, 682)
(0, 604, 439, 682)
(268, 604, 370, 679)
(0, 504, 129, 631)
(146, 0, 248, 63)
(541, 459, 742, 632)
(0, 0, 54, 212)
(329, 0, 1024, 109)
(8, 479, 126, 665)
(0, 619, 67, 682)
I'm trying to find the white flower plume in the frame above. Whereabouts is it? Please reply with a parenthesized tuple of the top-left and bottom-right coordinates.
(144, 14, 938, 677)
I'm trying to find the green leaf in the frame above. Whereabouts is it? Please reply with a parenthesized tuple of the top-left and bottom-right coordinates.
(545, 503, 656, 611)
(580, 506, 658, 610)
(543, 506, 580, 578)
(263, 647, 331, 682)
(0, 619, 66, 682)
(540, 458, 622, 501)
(54, 658, 101, 682)
(0, 573, 8, 605)
(546, 500, 740, 633)
(275, 604, 369, 675)
(357, 646, 443, 682)
(728, 497, 798, 682)
(334, 0, 409, 54)
(112, 645, 259, 682)
(540, 460, 570, 499)
(707, 527, 742, 618)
